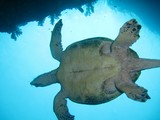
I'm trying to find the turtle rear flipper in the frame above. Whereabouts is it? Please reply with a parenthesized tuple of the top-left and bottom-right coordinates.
(50, 19, 63, 62)
(54, 90, 74, 120)
(30, 69, 58, 87)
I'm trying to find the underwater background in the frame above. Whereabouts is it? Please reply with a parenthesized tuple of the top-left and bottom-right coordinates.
(0, 0, 160, 120)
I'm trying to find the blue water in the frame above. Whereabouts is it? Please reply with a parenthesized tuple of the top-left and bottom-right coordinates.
(0, 1, 160, 120)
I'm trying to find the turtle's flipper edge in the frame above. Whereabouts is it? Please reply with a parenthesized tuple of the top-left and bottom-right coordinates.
(54, 91, 74, 120)
(50, 19, 63, 62)
(112, 19, 141, 50)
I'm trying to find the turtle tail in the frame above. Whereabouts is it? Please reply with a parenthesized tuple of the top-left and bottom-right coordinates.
(30, 69, 58, 87)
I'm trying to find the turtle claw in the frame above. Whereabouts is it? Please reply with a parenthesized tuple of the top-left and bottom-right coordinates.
(125, 85, 151, 102)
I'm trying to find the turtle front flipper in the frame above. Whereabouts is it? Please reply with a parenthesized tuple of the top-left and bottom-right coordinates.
(115, 71, 150, 102)
(50, 19, 63, 61)
(30, 69, 58, 87)
(111, 19, 141, 50)
(54, 90, 74, 120)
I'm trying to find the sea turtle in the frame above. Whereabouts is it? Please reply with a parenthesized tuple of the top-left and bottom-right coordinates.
(30, 19, 160, 120)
